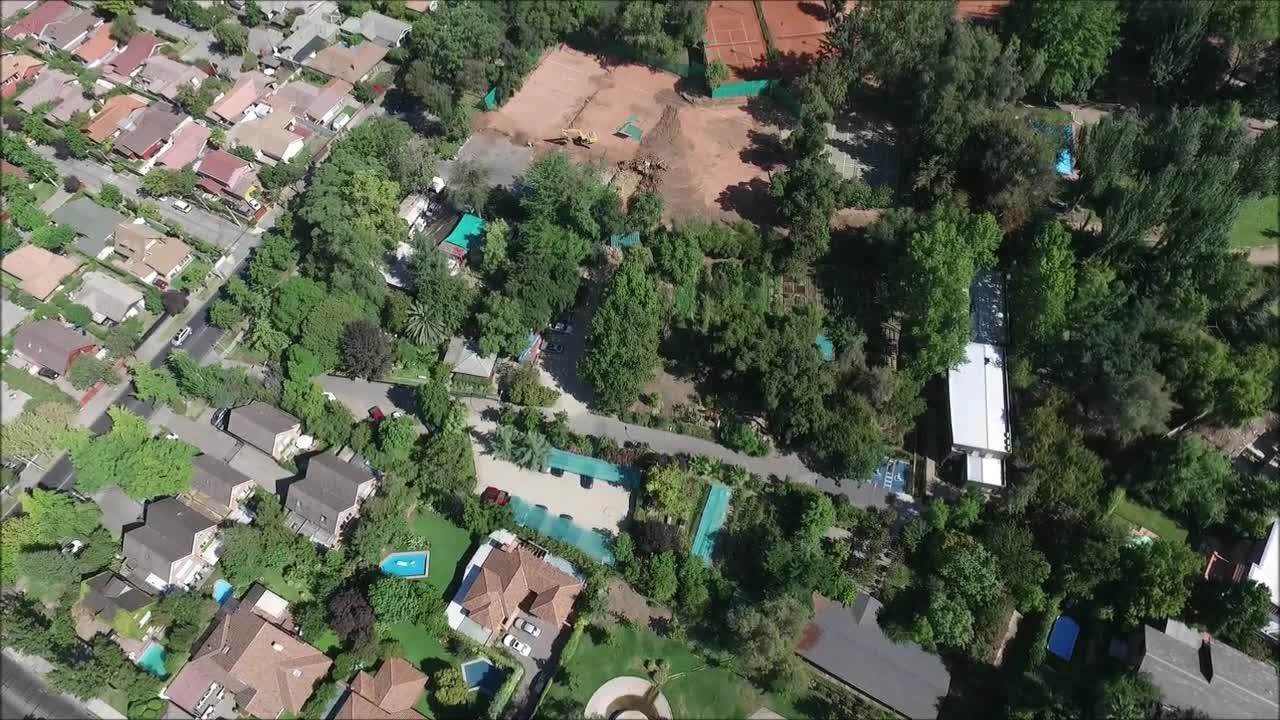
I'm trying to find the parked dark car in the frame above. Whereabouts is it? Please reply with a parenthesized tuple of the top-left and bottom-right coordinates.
(579, 475, 594, 489)
(36, 366, 58, 379)
(210, 407, 230, 430)
(545, 343, 566, 355)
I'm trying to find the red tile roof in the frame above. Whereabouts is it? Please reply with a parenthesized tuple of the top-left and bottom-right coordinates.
(104, 33, 160, 78)
(460, 540, 584, 633)
(4, 0, 70, 39)
(1, 159, 29, 180)
(196, 149, 249, 186)
(72, 22, 115, 64)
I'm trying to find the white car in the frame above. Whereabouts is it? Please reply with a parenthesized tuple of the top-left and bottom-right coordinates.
(172, 199, 192, 213)
(172, 325, 193, 347)
(503, 633, 532, 657)
(515, 619, 541, 638)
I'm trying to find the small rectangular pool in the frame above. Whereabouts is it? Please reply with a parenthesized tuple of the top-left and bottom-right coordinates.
(380, 550, 430, 578)
(212, 579, 234, 605)
(137, 643, 167, 678)
(460, 658, 505, 695)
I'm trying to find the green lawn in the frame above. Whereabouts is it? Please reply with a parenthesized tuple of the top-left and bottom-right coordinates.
(389, 621, 456, 668)
(1230, 195, 1278, 248)
(546, 623, 801, 719)
(314, 629, 340, 654)
(257, 566, 306, 603)
(411, 510, 474, 600)
(1111, 497, 1189, 545)
(1, 365, 78, 407)
(30, 182, 56, 206)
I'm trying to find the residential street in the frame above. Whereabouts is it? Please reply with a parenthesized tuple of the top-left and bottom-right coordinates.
(33, 145, 249, 249)
(316, 374, 895, 508)
(1, 650, 94, 719)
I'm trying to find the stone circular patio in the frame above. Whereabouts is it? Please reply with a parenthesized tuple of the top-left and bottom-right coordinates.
(584, 676, 673, 720)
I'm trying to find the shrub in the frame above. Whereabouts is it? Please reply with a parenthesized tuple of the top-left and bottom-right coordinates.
(719, 418, 770, 456)
(705, 58, 729, 92)
(502, 365, 560, 407)
(61, 303, 94, 328)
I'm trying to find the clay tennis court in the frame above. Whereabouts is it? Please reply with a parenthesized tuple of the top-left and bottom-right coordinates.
(474, 46, 778, 222)
(760, 0, 832, 66)
(703, 0, 769, 79)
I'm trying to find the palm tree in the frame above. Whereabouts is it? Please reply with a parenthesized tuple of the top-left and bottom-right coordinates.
(513, 430, 551, 470)
(405, 301, 447, 347)
(491, 425, 517, 462)
(642, 658, 705, 705)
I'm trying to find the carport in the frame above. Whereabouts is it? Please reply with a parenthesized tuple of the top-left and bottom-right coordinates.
(545, 449, 639, 489)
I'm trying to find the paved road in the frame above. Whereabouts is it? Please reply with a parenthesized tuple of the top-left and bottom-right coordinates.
(316, 375, 895, 508)
(0, 651, 94, 720)
(33, 146, 248, 249)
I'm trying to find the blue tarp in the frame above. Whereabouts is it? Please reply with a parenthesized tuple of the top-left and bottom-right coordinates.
(546, 448, 638, 488)
(508, 495, 615, 565)
(1047, 615, 1080, 661)
(609, 231, 641, 248)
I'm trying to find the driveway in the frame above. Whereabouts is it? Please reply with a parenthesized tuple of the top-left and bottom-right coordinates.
(471, 433, 632, 534)
(34, 146, 250, 250)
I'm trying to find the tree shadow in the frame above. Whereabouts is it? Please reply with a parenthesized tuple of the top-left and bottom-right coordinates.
(716, 177, 776, 225)
(738, 128, 786, 172)
(798, 0, 830, 20)
(743, 93, 796, 127)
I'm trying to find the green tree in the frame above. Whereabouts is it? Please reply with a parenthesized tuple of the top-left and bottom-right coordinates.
(983, 522, 1051, 612)
(894, 209, 1001, 379)
(403, 300, 447, 347)
(1132, 437, 1231, 532)
(272, 277, 328, 330)
(340, 318, 393, 380)
(1187, 578, 1272, 649)
(1011, 0, 1124, 100)
(98, 183, 124, 208)
(30, 224, 75, 251)
(705, 58, 729, 92)
(61, 303, 94, 328)
(639, 551, 678, 604)
(208, 299, 244, 329)
(479, 218, 509, 276)
(644, 465, 693, 519)
(69, 407, 197, 500)
(580, 250, 662, 411)
(300, 295, 368, 372)
(724, 595, 813, 687)
(1095, 673, 1159, 720)
(476, 293, 528, 357)
(128, 362, 182, 408)
(68, 355, 119, 390)
(413, 364, 456, 431)
(96, 0, 137, 17)
(1, 402, 82, 462)
(1111, 539, 1199, 627)
(369, 577, 445, 628)
(433, 667, 469, 706)
(1013, 221, 1076, 350)
(615, 1, 679, 62)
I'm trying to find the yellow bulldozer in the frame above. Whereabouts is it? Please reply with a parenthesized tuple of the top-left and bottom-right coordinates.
(561, 128, 598, 146)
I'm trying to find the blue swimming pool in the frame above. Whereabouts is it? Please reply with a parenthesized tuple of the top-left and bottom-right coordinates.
(380, 550, 430, 578)
(212, 579, 234, 605)
(137, 643, 167, 678)
(460, 658, 505, 695)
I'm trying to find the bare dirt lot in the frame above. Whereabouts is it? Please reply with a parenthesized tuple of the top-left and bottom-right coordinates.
(474, 47, 780, 222)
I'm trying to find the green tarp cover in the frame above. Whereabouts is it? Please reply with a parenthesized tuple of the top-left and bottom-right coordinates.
(444, 213, 485, 251)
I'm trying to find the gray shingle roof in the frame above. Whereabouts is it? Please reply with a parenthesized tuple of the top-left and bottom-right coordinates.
(51, 196, 127, 255)
(228, 401, 299, 455)
(123, 497, 217, 581)
(12, 319, 94, 374)
(797, 595, 952, 720)
(70, 271, 143, 323)
(285, 453, 373, 536)
(1140, 621, 1280, 719)
(82, 570, 153, 621)
(191, 454, 253, 511)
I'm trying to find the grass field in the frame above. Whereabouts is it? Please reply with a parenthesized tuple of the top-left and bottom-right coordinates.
(1230, 195, 1278, 248)
(30, 182, 56, 206)
(544, 623, 802, 719)
(411, 510, 474, 600)
(1111, 497, 1188, 545)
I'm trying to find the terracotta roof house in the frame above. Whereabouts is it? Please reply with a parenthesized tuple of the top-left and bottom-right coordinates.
(112, 220, 193, 285)
(84, 92, 149, 143)
(153, 121, 210, 170)
(453, 530, 585, 641)
(135, 55, 204, 102)
(14, 67, 77, 112)
(122, 497, 220, 592)
(164, 604, 332, 719)
(303, 77, 351, 126)
(0, 52, 44, 98)
(307, 41, 387, 83)
(51, 196, 128, 258)
(797, 594, 953, 720)
(72, 22, 116, 66)
(69, 271, 144, 325)
(195, 149, 260, 201)
(205, 71, 272, 125)
(228, 96, 306, 162)
(3, 0, 72, 40)
(0, 159, 29, 181)
(339, 10, 411, 48)
(405, 0, 434, 14)
(187, 454, 256, 521)
(12, 319, 95, 376)
(335, 657, 427, 720)
(115, 104, 187, 160)
(1122, 619, 1280, 719)
(102, 32, 161, 83)
(284, 452, 377, 546)
(1, 244, 83, 300)
(228, 401, 302, 460)
(81, 571, 155, 627)
(34, 6, 99, 53)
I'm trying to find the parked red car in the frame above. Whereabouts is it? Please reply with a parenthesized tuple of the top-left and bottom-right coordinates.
(368, 406, 386, 422)
(482, 486, 510, 506)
